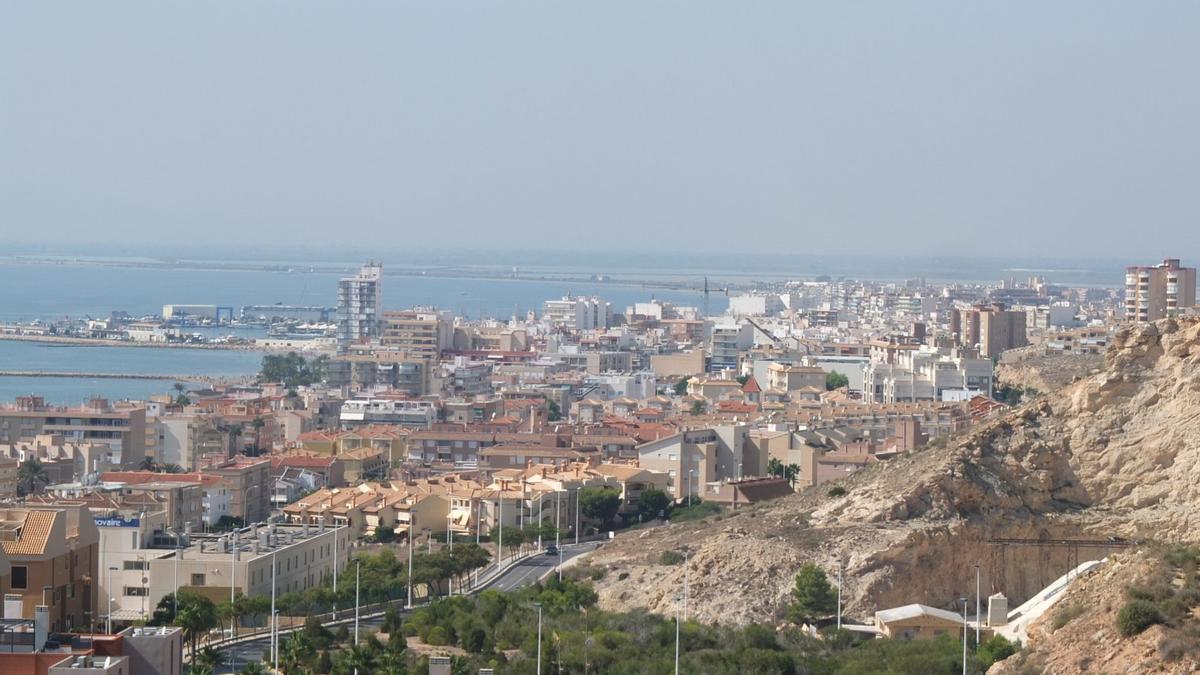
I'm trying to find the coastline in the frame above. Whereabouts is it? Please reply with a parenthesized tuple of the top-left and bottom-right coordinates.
(0, 332, 299, 352)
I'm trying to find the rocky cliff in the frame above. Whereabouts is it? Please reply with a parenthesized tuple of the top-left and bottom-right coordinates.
(586, 319, 1200, 660)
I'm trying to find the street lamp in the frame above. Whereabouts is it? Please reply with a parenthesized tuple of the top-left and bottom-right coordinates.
(974, 564, 981, 646)
(105, 566, 118, 634)
(837, 565, 843, 630)
(354, 560, 361, 646)
(533, 601, 543, 675)
(332, 520, 339, 620)
(574, 486, 580, 546)
(556, 489, 563, 582)
(406, 507, 417, 609)
(269, 551, 277, 666)
(683, 551, 689, 621)
(960, 597, 969, 675)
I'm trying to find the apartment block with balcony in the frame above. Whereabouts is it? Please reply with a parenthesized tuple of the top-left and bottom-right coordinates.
(0, 397, 147, 470)
(0, 505, 99, 631)
(336, 262, 383, 348)
(1125, 258, 1197, 322)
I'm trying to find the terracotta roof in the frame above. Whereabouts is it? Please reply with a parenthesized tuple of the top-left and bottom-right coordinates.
(2, 510, 57, 556)
(741, 376, 762, 393)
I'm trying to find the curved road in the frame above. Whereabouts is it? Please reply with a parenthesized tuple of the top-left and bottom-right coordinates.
(215, 541, 602, 674)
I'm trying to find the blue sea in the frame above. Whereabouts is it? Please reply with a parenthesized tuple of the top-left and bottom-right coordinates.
(0, 253, 1127, 404)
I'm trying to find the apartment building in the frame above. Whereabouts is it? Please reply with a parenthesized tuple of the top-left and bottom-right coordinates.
(542, 296, 612, 330)
(339, 398, 437, 429)
(709, 322, 753, 372)
(146, 524, 348, 611)
(637, 425, 750, 500)
(0, 505, 100, 631)
(380, 309, 453, 360)
(0, 458, 16, 499)
(336, 262, 383, 347)
(765, 362, 826, 393)
(0, 397, 147, 469)
(951, 304, 1028, 360)
(864, 347, 992, 404)
(1125, 258, 1197, 322)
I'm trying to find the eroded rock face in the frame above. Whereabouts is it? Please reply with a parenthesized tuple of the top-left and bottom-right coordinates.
(587, 318, 1200, 632)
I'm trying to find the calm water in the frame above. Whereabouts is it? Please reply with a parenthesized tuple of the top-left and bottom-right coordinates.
(0, 341, 265, 405)
(0, 262, 715, 323)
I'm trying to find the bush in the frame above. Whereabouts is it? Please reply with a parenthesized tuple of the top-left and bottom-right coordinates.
(826, 486, 847, 498)
(590, 567, 606, 581)
(618, 572, 630, 581)
(426, 625, 450, 646)
(659, 550, 685, 566)
(1116, 599, 1164, 637)
(1050, 603, 1085, 632)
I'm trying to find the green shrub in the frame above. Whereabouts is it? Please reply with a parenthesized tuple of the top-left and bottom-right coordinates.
(659, 550, 685, 565)
(826, 486, 847, 498)
(618, 572, 630, 581)
(590, 567, 606, 581)
(1116, 599, 1163, 637)
(1050, 603, 1085, 631)
(426, 625, 450, 646)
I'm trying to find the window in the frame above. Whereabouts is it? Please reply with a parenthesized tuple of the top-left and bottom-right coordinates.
(123, 560, 149, 571)
(11, 565, 27, 589)
(124, 586, 149, 597)
(191, 573, 206, 586)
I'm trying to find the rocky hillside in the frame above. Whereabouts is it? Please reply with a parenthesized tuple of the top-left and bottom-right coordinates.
(585, 319, 1200, 652)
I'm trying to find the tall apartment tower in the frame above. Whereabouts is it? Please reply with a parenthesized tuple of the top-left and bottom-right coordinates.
(1125, 259, 1197, 322)
(337, 262, 383, 347)
(952, 303, 1027, 360)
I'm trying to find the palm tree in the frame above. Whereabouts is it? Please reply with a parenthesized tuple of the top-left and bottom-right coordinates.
(177, 596, 218, 656)
(280, 632, 315, 675)
(338, 643, 378, 675)
(192, 646, 222, 673)
(17, 458, 50, 496)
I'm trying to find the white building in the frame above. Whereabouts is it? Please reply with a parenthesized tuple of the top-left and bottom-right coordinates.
(728, 293, 786, 317)
(337, 262, 383, 347)
(339, 398, 438, 429)
(542, 296, 613, 330)
(709, 322, 754, 372)
(864, 347, 993, 403)
(583, 372, 658, 400)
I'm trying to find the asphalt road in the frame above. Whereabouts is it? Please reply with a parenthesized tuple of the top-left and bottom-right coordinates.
(214, 541, 602, 674)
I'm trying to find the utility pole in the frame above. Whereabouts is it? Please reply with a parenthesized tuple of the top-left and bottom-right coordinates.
(354, 561, 360, 645)
(574, 487, 580, 545)
(556, 489, 563, 581)
(674, 606, 681, 675)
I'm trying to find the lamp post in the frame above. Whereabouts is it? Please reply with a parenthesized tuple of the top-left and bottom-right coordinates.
(332, 521, 339, 620)
(354, 561, 360, 646)
(447, 513, 453, 551)
(556, 489, 563, 581)
(683, 551, 689, 621)
(230, 529, 237, 638)
(674, 603, 681, 675)
(269, 551, 277, 666)
(106, 566, 117, 634)
(974, 563, 981, 646)
(534, 601, 544, 675)
(961, 597, 969, 675)
(173, 538, 181, 619)
(406, 507, 416, 609)
(837, 565, 843, 630)
(574, 486, 580, 546)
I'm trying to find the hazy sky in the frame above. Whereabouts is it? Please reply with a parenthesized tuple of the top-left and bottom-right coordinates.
(2, 2, 1199, 258)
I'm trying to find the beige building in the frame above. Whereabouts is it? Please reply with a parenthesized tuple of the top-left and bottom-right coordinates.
(0, 504, 100, 631)
(380, 309, 453, 360)
(0, 457, 17, 499)
(0, 397, 147, 469)
(766, 363, 826, 393)
(875, 604, 968, 639)
(952, 304, 1028, 360)
(649, 351, 706, 379)
(147, 523, 348, 611)
(1125, 258, 1197, 322)
(636, 426, 750, 500)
